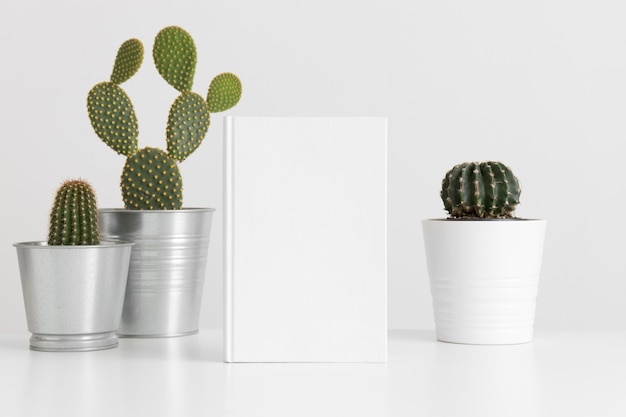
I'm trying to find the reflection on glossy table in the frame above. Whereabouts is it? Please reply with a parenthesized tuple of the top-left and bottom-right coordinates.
(1, 329, 624, 416)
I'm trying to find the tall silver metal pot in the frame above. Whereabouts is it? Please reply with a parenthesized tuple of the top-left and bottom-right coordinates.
(13, 240, 133, 352)
(99, 208, 215, 337)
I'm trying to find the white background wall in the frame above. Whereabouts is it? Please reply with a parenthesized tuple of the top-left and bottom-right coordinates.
(1, 0, 625, 333)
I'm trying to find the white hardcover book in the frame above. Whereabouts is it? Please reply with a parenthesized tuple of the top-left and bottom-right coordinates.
(224, 117, 387, 362)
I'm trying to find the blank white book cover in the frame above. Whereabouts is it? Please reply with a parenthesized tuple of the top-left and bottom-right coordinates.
(224, 117, 387, 363)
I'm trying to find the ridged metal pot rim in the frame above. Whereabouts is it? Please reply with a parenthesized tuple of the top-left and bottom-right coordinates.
(13, 240, 135, 249)
(99, 207, 216, 214)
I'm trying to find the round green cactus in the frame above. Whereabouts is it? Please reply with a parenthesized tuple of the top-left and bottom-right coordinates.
(110, 38, 144, 85)
(166, 91, 211, 162)
(207, 72, 242, 113)
(441, 161, 521, 219)
(121, 147, 183, 210)
(48, 179, 100, 245)
(87, 81, 139, 156)
(153, 26, 197, 92)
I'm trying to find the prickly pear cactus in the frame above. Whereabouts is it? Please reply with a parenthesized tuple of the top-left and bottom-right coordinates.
(166, 91, 211, 162)
(87, 26, 242, 209)
(87, 82, 139, 156)
(153, 26, 197, 92)
(121, 147, 183, 210)
(110, 38, 144, 85)
(207, 73, 242, 113)
(48, 179, 100, 245)
(441, 161, 521, 219)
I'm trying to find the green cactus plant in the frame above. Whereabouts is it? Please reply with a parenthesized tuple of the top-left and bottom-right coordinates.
(87, 82, 139, 156)
(87, 26, 242, 210)
(153, 26, 197, 92)
(440, 161, 521, 219)
(110, 38, 144, 85)
(48, 179, 100, 245)
(207, 72, 243, 112)
(121, 147, 183, 210)
(166, 91, 211, 162)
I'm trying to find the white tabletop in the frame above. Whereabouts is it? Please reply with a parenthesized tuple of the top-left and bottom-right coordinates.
(1, 329, 624, 416)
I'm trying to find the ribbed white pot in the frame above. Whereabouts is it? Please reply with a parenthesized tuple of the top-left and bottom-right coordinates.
(422, 219, 547, 345)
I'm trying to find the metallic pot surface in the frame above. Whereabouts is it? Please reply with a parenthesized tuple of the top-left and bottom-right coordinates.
(99, 208, 214, 337)
(14, 240, 133, 352)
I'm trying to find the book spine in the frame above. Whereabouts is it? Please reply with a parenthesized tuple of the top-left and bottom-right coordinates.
(223, 116, 235, 362)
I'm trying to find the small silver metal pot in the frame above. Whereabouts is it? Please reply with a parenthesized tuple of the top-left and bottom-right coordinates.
(99, 208, 214, 337)
(13, 240, 133, 352)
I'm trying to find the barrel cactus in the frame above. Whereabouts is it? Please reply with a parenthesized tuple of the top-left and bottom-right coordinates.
(48, 179, 100, 245)
(87, 26, 242, 210)
(441, 161, 521, 219)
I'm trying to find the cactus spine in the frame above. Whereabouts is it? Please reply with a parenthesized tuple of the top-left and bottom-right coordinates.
(87, 26, 242, 210)
(441, 161, 521, 219)
(48, 179, 100, 245)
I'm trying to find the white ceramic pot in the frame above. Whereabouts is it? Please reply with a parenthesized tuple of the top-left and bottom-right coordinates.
(422, 219, 547, 345)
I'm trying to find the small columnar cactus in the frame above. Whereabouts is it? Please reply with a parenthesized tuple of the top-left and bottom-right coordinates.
(441, 161, 521, 219)
(87, 26, 242, 210)
(48, 179, 100, 245)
